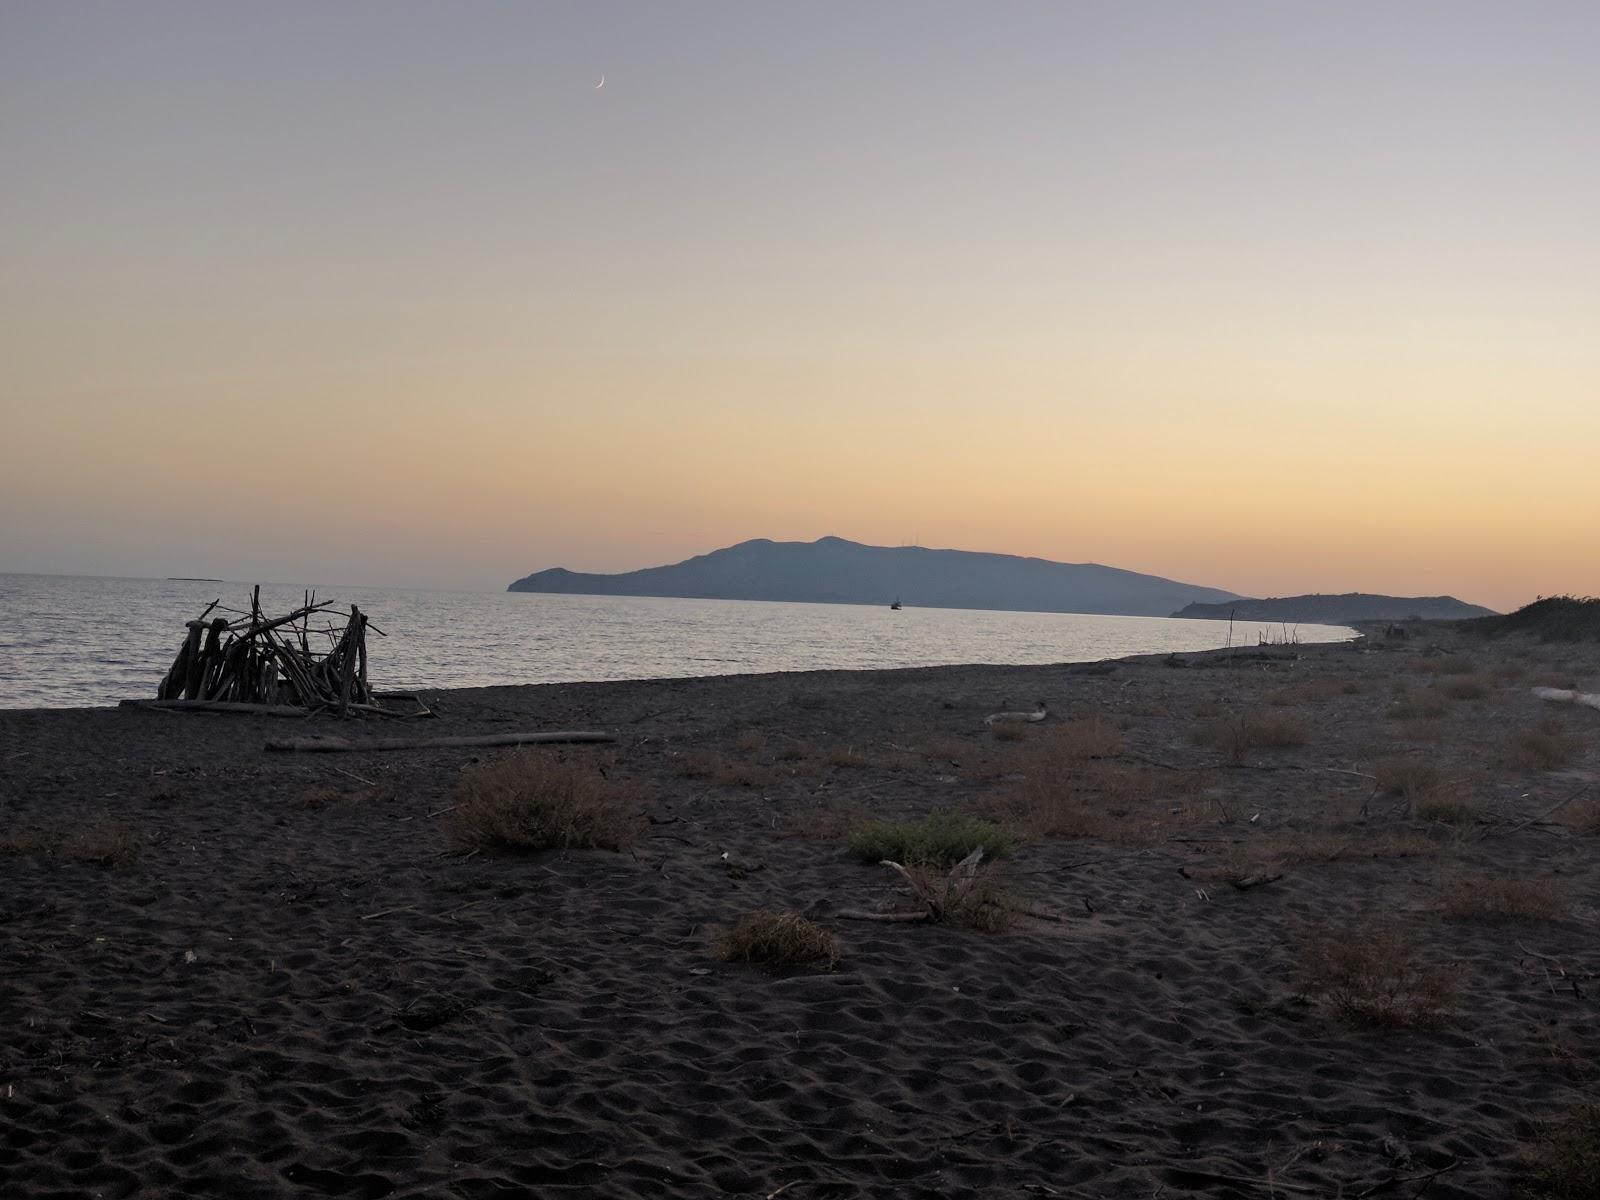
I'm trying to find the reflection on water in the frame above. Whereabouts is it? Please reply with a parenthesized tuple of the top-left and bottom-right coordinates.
(0, 573, 1354, 709)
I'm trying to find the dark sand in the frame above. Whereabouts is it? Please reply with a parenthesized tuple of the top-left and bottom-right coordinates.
(3, 629, 1598, 1198)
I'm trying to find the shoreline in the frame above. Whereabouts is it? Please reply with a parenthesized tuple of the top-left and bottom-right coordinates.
(0, 629, 1360, 719)
(2, 622, 1595, 1197)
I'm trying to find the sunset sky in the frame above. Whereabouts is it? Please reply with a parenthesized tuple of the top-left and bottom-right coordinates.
(2, 1, 1596, 611)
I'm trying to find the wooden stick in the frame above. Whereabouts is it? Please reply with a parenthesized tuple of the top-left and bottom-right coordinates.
(1493, 783, 1590, 840)
(264, 731, 618, 753)
(356, 614, 369, 703)
(336, 606, 358, 717)
(122, 700, 310, 717)
(158, 640, 190, 700)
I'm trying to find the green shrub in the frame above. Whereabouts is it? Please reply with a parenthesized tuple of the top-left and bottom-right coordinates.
(847, 810, 1016, 865)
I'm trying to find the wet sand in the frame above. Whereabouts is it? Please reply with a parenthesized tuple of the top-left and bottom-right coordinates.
(2, 627, 1597, 1198)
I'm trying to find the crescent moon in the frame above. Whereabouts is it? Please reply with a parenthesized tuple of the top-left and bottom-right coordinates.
(595, 75, 605, 89)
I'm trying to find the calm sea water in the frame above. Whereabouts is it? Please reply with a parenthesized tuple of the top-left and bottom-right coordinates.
(0, 573, 1355, 710)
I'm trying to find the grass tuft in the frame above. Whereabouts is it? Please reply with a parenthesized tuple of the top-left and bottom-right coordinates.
(716, 911, 838, 967)
(448, 751, 645, 853)
(1529, 1101, 1600, 1199)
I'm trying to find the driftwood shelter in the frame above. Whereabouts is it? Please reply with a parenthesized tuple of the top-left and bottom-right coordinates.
(128, 588, 431, 719)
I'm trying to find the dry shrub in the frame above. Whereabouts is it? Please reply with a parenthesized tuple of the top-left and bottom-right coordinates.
(1396, 718, 1449, 743)
(1207, 830, 1441, 878)
(1297, 922, 1459, 1027)
(62, 822, 142, 866)
(0, 830, 54, 857)
(449, 751, 644, 852)
(1529, 1102, 1600, 1199)
(919, 736, 980, 764)
(1416, 654, 1476, 675)
(1286, 830, 1443, 862)
(1272, 679, 1362, 705)
(1049, 716, 1125, 760)
(298, 786, 347, 809)
(1191, 711, 1309, 763)
(1504, 727, 1579, 771)
(784, 801, 864, 841)
(716, 911, 838, 967)
(989, 722, 1030, 743)
(1388, 688, 1451, 720)
(884, 852, 1015, 932)
(1414, 794, 1480, 825)
(1372, 756, 1446, 802)
(1193, 699, 1226, 719)
(1191, 845, 1287, 887)
(0, 821, 140, 866)
(676, 750, 773, 788)
(1437, 674, 1491, 700)
(772, 736, 813, 763)
(998, 759, 1211, 843)
(1558, 799, 1600, 834)
(734, 729, 767, 755)
(825, 745, 874, 769)
(1434, 875, 1566, 922)
(1494, 662, 1528, 682)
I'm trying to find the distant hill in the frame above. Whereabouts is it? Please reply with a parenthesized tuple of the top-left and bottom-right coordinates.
(1173, 593, 1495, 624)
(509, 536, 1239, 618)
(1463, 596, 1600, 641)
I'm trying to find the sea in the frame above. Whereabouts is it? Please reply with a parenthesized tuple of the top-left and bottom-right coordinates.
(0, 573, 1357, 710)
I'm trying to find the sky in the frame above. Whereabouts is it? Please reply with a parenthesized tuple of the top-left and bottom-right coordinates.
(2, 1, 1596, 611)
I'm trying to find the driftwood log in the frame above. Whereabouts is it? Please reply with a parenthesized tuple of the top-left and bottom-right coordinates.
(264, 731, 617, 754)
(1532, 686, 1600, 712)
(122, 700, 310, 718)
(984, 703, 1048, 726)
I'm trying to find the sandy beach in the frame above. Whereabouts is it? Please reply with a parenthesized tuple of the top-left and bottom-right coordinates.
(3, 626, 1598, 1198)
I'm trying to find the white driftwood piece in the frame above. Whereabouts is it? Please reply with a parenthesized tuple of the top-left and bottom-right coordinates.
(984, 704, 1047, 726)
(1532, 686, 1600, 712)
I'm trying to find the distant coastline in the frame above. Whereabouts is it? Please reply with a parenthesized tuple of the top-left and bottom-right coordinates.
(1173, 592, 1494, 624)
(510, 535, 1238, 618)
